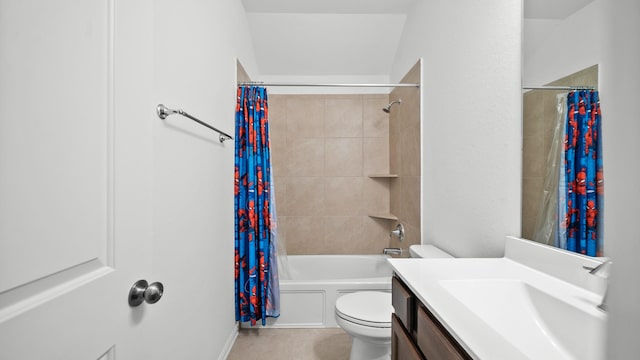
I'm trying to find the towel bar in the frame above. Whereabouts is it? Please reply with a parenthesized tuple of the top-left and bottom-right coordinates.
(156, 104, 233, 143)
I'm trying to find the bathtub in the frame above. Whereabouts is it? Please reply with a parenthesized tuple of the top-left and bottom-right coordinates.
(248, 254, 393, 328)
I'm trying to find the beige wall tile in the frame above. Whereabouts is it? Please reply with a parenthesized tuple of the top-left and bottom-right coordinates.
(363, 98, 390, 138)
(399, 125, 421, 176)
(542, 91, 564, 152)
(523, 91, 544, 139)
(389, 130, 399, 175)
(325, 138, 363, 176)
(286, 138, 324, 177)
(273, 176, 289, 216)
(389, 176, 401, 217)
(523, 134, 545, 178)
(286, 96, 325, 139)
(268, 95, 287, 141)
(387, 60, 422, 252)
(268, 96, 289, 177)
(364, 217, 393, 251)
(522, 177, 544, 240)
(323, 216, 365, 254)
(364, 178, 390, 213)
(522, 91, 548, 242)
(388, 100, 401, 136)
(265, 90, 412, 255)
(269, 137, 288, 177)
(324, 177, 364, 216)
(399, 92, 420, 131)
(276, 215, 290, 250)
(363, 137, 389, 175)
(362, 94, 389, 101)
(325, 97, 363, 138)
(401, 176, 421, 229)
(285, 216, 326, 255)
(286, 177, 325, 216)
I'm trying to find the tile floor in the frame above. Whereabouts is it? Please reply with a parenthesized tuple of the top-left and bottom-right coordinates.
(227, 328, 352, 360)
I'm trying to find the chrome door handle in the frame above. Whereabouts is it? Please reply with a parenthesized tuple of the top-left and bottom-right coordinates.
(128, 280, 164, 307)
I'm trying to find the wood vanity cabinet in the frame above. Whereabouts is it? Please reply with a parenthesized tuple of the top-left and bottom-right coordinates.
(392, 275, 472, 360)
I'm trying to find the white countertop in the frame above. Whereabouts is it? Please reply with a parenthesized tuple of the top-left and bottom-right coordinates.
(389, 237, 607, 360)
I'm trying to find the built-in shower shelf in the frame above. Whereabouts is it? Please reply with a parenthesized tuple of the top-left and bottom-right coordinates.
(368, 175, 397, 221)
(368, 174, 398, 178)
(368, 213, 398, 221)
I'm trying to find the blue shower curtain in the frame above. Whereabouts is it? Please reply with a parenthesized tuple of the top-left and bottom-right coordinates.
(561, 90, 604, 256)
(234, 86, 280, 325)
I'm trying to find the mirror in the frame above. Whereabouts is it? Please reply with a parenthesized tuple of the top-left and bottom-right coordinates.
(521, 64, 599, 252)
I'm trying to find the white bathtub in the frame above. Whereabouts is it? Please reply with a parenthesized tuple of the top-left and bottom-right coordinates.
(249, 254, 393, 328)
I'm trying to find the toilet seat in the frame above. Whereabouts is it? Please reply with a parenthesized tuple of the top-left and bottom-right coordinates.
(335, 292, 393, 328)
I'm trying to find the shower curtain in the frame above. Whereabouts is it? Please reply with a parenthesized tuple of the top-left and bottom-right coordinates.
(533, 90, 604, 257)
(563, 90, 603, 256)
(532, 94, 566, 248)
(234, 86, 280, 325)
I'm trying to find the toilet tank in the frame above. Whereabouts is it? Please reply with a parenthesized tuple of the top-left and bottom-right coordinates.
(409, 244, 453, 259)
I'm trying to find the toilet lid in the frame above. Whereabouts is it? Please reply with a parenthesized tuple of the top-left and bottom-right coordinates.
(335, 292, 393, 328)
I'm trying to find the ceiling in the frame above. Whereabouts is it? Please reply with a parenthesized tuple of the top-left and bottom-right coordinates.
(241, 0, 596, 78)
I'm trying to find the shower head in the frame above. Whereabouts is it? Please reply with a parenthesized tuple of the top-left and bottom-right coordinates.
(382, 99, 402, 113)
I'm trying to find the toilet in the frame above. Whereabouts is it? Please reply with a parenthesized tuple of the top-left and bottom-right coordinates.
(408, 244, 454, 259)
(335, 291, 393, 360)
(335, 244, 453, 360)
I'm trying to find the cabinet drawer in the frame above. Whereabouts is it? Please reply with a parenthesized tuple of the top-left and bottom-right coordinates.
(392, 314, 425, 360)
(392, 276, 414, 332)
(416, 304, 471, 360)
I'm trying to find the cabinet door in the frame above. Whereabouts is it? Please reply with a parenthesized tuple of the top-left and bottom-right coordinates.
(392, 276, 415, 333)
(417, 304, 471, 360)
(392, 314, 425, 360)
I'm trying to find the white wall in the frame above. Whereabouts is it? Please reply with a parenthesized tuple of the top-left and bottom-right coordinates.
(606, 1, 640, 356)
(150, 0, 257, 358)
(391, 0, 523, 257)
(245, 13, 406, 77)
(523, 1, 609, 87)
(525, 0, 640, 357)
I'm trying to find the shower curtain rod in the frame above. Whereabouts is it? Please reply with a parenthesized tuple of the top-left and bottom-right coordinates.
(523, 85, 595, 91)
(237, 82, 420, 88)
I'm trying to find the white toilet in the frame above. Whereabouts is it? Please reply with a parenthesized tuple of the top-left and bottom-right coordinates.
(335, 244, 453, 360)
(335, 291, 393, 360)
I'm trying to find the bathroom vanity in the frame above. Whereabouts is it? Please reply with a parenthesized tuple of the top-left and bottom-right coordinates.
(392, 276, 471, 360)
(388, 236, 608, 360)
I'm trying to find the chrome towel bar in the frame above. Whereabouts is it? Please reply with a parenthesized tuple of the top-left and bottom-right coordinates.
(156, 104, 233, 143)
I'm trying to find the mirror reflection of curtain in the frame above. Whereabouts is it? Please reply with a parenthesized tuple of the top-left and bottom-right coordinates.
(563, 90, 604, 256)
(533, 91, 604, 256)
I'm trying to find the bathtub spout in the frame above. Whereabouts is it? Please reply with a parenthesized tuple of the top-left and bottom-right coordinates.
(383, 248, 402, 255)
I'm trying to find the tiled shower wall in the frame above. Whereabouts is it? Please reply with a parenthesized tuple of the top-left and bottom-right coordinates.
(268, 94, 393, 254)
(389, 61, 421, 251)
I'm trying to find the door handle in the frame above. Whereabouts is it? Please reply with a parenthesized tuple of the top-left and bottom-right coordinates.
(128, 280, 164, 307)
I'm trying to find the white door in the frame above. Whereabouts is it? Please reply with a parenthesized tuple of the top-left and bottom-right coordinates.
(0, 1, 155, 359)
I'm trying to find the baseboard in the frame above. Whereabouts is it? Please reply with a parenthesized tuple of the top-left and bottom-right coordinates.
(217, 322, 239, 360)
